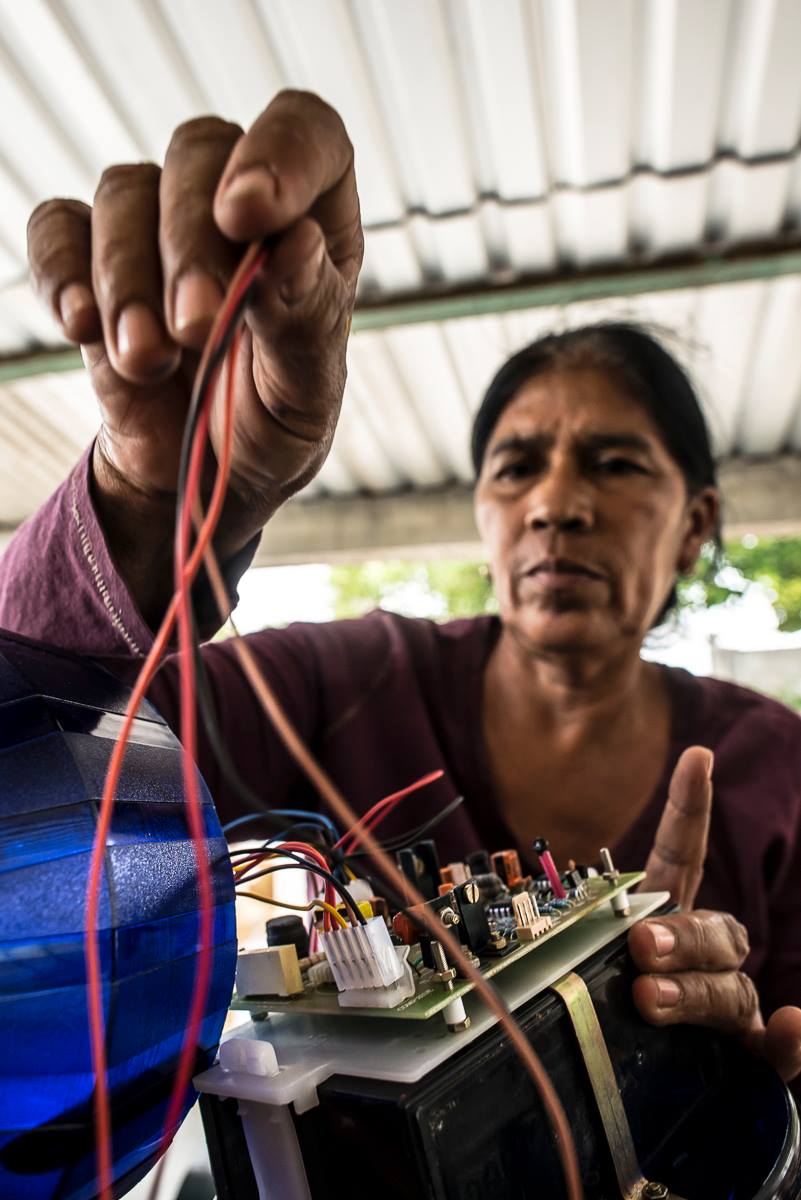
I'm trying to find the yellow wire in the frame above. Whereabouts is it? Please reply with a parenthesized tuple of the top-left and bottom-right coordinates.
(235, 890, 348, 930)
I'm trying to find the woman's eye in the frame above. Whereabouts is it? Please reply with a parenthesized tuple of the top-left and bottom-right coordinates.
(595, 457, 644, 475)
(495, 460, 530, 481)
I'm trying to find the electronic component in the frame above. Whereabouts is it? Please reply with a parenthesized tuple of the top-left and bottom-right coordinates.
(453, 878, 493, 957)
(601, 846, 630, 916)
(533, 837, 567, 900)
(235, 945, 303, 999)
(337, 945, 416, 1010)
(440, 861, 471, 886)
(491, 848, 524, 889)
(320, 915, 404, 992)
(465, 848, 491, 876)
(266, 915, 309, 959)
(397, 839, 441, 900)
(512, 891, 553, 941)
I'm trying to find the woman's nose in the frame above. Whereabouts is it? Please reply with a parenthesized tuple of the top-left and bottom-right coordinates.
(524, 471, 593, 532)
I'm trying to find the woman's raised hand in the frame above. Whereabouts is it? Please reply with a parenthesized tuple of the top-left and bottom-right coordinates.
(28, 90, 361, 548)
(629, 746, 801, 1082)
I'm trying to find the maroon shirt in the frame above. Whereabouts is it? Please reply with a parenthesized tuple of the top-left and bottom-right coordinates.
(2, 448, 801, 1018)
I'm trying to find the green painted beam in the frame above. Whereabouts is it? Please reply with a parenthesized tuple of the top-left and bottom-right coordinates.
(352, 247, 801, 331)
(3, 245, 801, 383)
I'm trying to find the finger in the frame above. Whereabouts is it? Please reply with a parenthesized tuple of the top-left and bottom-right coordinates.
(159, 116, 243, 349)
(207, 220, 351, 493)
(642, 745, 713, 909)
(214, 89, 362, 286)
(628, 910, 749, 974)
(762, 1006, 801, 1082)
(91, 162, 180, 384)
(27, 199, 101, 344)
(632, 968, 760, 1034)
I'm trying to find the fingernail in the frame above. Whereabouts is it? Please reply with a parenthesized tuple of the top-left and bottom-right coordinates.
(60, 281, 96, 327)
(224, 167, 278, 204)
(174, 271, 223, 336)
(655, 978, 682, 1008)
(648, 922, 676, 957)
(117, 302, 163, 360)
(706, 750, 715, 779)
(279, 239, 326, 306)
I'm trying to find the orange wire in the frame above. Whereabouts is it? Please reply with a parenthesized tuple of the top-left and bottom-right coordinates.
(86, 234, 581, 1199)
(200, 548, 584, 1199)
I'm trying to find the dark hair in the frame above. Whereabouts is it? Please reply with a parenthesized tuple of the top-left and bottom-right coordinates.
(470, 321, 721, 623)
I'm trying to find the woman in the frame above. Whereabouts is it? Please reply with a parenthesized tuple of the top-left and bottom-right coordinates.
(4, 91, 801, 1083)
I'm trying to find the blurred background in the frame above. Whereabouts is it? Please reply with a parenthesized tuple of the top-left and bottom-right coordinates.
(3, 0, 801, 1192)
(4, 0, 801, 707)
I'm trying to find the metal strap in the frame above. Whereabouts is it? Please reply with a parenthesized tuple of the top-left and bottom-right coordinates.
(550, 971, 684, 1200)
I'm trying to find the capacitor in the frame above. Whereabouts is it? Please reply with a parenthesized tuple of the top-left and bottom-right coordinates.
(465, 849, 491, 877)
(491, 849, 524, 889)
(266, 915, 309, 960)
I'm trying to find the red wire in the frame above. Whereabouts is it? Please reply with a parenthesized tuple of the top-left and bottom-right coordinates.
(335, 769, 444, 853)
(86, 246, 266, 1200)
(156, 329, 243, 1161)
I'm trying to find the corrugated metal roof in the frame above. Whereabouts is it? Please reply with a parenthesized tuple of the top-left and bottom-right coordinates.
(5, 273, 801, 526)
(2, 0, 801, 536)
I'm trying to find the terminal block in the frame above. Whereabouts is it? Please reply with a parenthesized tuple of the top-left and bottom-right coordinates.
(512, 892, 553, 942)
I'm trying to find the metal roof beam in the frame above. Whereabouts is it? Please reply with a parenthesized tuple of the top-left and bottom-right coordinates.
(247, 454, 801, 566)
(1, 454, 800, 564)
(4, 243, 801, 383)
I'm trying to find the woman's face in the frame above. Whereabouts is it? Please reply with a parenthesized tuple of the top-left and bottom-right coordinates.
(474, 366, 719, 656)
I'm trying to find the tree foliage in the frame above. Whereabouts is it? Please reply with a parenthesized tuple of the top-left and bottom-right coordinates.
(329, 559, 496, 621)
(329, 537, 801, 630)
(679, 537, 801, 632)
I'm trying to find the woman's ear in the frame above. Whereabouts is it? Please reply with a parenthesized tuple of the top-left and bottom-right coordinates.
(677, 486, 720, 574)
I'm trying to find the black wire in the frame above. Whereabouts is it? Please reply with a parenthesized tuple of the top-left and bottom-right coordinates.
(234, 846, 366, 924)
(192, 637, 333, 851)
(343, 795, 465, 860)
(169, 270, 341, 858)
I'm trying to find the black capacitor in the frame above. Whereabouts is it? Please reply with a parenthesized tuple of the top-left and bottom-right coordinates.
(465, 849, 491, 877)
(266, 915, 309, 959)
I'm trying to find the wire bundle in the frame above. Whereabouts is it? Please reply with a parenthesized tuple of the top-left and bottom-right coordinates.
(85, 243, 585, 1200)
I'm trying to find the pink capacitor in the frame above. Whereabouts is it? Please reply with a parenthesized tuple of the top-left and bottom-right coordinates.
(533, 838, 566, 900)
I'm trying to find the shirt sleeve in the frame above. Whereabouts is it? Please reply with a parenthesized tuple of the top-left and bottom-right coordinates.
(0, 445, 320, 824)
(0, 445, 154, 658)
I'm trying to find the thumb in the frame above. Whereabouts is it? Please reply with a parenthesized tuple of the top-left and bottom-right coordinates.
(642, 745, 713, 910)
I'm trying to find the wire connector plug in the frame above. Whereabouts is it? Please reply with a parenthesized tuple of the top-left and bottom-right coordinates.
(320, 915, 404, 991)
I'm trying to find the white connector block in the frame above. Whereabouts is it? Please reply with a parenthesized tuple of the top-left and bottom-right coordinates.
(236, 945, 303, 998)
(320, 915, 403, 991)
(337, 946, 416, 1009)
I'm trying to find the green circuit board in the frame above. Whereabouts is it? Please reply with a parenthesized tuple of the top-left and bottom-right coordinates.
(231, 871, 645, 1022)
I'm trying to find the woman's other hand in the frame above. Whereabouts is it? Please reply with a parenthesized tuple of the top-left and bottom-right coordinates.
(628, 746, 801, 1082)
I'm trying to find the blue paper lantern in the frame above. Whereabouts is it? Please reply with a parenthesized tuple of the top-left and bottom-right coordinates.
(0, 630, 237, 1199)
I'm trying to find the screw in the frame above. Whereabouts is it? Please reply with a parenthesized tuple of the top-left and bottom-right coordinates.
(642, 1184, 669, 1200)
(430, 940, 456, 990)
(488, 929, 508, 950)
(440, 906, 459, 927)
(462, 880, 480, 905)
(600, 846, 619, 883)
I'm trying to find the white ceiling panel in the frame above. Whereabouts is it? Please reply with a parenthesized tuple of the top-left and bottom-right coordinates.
(1, 0, 801, 541)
